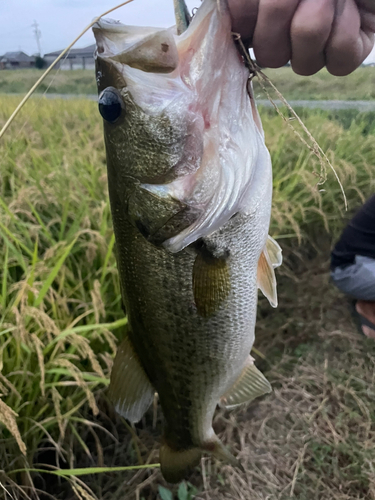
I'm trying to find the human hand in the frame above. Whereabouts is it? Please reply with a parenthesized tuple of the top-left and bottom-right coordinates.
(228, 0, 375, 76)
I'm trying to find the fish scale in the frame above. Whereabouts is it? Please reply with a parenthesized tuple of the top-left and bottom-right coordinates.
(93, 0, 282, 483)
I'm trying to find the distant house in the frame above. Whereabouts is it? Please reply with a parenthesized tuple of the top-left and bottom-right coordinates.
(44, 44, 96, 70)
(0, 51, 35, 70)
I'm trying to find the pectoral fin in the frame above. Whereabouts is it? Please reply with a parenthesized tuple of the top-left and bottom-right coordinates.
(257, 236, 282, 308)
(108, 336, 154, 423)
(193, 245, 231, 318)
(220, 356, 272, 409)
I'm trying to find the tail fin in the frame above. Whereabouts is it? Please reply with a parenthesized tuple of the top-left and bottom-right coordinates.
(160, 436, 243, 483)
(160, 443, 202, 483)
(205, 439, 244, 472)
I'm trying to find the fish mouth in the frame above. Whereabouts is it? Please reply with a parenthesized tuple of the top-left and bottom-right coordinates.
(92, 0, 224, 72)
(93, 19, 179, 73)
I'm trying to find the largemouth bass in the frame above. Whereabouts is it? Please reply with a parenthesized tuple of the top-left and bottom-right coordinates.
(93, 0, 282, 483)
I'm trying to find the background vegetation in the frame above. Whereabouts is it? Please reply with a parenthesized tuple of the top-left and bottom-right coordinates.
(0, 69, 97, 95)
(0, 66, 375, 499)
(1, 66, 375, 100)
(254, 66, 375, 101)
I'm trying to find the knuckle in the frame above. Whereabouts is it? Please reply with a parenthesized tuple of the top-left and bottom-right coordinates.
(291, 18, 332, 45)
(328, 35, 362, 59)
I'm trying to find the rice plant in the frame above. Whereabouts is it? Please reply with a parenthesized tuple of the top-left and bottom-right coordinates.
(0, 95, 374, 497)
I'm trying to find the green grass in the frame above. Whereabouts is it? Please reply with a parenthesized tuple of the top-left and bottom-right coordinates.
(1, 95, 375, 498)
(0, 69, 97, 95)
(0, 97, 123, 493)
(253, 66, 375, 101)
(1, 66, 375, 100)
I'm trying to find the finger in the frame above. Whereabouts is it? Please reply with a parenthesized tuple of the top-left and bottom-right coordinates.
(228, 0, 259, 42)
(359, 9, 375, 60)
(356, 0, 375, 15)
(360, 24, 375, 63)
(252, 0, 300, 68)
(360, 10, 375, 33)
(290, 0, 335, 75)
(326, 0, 365, 76)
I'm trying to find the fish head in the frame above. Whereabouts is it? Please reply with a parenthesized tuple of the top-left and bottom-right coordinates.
(93, 21, 201, 186)
(93, 0, 270, 251)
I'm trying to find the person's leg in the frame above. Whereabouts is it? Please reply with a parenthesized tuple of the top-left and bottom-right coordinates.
(331, 256, 375, 337)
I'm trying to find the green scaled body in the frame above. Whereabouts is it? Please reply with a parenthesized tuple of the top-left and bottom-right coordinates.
(93, 0, 281, 483)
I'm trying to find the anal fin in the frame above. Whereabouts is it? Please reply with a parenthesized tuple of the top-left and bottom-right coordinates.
(108, 336, 154, 423)
(220, 356, 271, 409)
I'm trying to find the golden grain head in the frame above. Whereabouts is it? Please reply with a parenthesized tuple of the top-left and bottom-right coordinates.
(0, 399, 26, 456)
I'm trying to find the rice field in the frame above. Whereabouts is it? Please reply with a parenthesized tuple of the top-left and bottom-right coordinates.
(0, 88, 375, 499)
(1, 65, 375, 100)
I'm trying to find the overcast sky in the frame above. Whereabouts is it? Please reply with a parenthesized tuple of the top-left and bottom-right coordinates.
(1, 0, 375, 64)
(0, 0, 198, 55)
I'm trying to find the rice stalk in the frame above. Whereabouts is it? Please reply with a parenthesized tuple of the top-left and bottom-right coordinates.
(0, 95, 374, 495)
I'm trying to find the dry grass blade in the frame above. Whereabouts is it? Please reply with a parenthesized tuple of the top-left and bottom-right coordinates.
(235, 37, 347, 211)
(52, 359, 99, 416)
(0, 481, 17, 500)
(0, 373, 21, 400)
(72, 483, 97, 500)
(51, 387, 65, 439)
(31, 334, 45, 398)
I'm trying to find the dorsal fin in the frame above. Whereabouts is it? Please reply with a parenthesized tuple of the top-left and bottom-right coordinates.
(266, 235, 283, 268)
(257, 236, 282, 308)
(174, 0, 192, 35)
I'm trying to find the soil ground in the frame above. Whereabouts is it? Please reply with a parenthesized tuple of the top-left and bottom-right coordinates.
(42, 247, 375, 500)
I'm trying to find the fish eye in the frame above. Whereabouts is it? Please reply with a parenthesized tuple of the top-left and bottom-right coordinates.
(98, 88, 123, 124)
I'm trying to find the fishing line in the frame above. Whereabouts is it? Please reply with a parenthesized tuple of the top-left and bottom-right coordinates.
(235, 35, 348, 211)
(0, 0, 135, 141)
(0, 49, 73, 149)
(0, 48, 80, 186)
